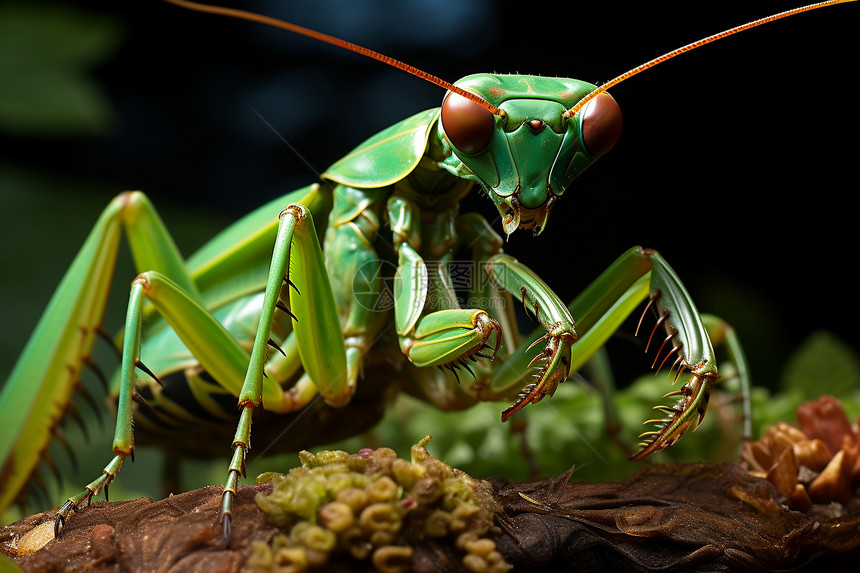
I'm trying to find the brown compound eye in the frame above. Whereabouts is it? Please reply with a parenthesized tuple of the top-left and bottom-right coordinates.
(440, 91, 494, 155)
(580, 92, 622, 156)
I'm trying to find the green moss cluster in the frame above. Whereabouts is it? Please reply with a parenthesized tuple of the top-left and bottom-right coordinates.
(247, 436, 511, 573)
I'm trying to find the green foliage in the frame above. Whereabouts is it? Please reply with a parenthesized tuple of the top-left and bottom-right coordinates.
(0, 3, 121, 136)
(326, 372, 743, 484)
(781, 330, 860, 401)
(749, 330, 860, 437)
(323, 330, 860, 484)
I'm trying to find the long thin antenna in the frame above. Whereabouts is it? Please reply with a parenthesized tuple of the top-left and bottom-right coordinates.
(564, 0, 855, 118)
(163, 0, 503, 116)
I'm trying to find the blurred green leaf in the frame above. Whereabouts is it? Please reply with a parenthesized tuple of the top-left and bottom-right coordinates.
(0, 2, 121, 136)
(780, 330, 860, 400)
(321, 371, 749, 483)
(0, 72, 113, 135)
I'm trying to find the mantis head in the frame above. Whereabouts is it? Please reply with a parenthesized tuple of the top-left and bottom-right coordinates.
(163, 0, 852, 238)
(439, 74, 622, 237)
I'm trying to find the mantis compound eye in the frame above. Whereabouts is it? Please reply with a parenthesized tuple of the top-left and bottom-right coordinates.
(441, 91, 494, 155)
(580, 92, 622, 156)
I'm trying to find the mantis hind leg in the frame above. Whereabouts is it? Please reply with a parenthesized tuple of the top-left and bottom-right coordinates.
(8, 184, 335, 532)
(0, 190, 198, 520)
(53, 267, 264, 534)
(48, 192, 227, 534)
(47, 186, 330, 532)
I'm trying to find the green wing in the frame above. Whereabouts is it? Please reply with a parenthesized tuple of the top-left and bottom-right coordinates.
(323, 108, 439, 188)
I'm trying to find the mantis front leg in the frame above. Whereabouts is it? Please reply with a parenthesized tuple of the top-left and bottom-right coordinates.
(387, 197, 501, 387)
(487, 247, 749, 458)
(485, 255, 577, 421)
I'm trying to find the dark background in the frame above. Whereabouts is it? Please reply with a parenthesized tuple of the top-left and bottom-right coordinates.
(1, 0, 857, 394)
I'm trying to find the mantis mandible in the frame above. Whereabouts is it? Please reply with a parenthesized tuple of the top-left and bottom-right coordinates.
(0, 0, 856, 540)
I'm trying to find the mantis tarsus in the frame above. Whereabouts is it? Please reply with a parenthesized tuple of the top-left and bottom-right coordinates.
(0, 0, 856, 536)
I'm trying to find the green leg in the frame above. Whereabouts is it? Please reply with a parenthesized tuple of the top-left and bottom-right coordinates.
(387, 198, 502, 399)
(454, 213, 519, 353)
(55, 270, 272, 535)
(220, 204, 349, 536)
(53, 199, 354, 536)
(47, 189, 250, 533)
(50, 188, 369, 536)
(393, 213, 516, 411)
(486, 246, 749, 460)
(702, 314, 752, 446)
(322, 184, 388, 398)
(391, 239, 502, 395)
(490, 247, 652, 398)
(2, 182, 334, 523)
(485, 253, 579, 421)
(0, 190, 199, 520)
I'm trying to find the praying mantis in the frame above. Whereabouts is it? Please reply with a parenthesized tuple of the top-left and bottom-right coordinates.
(0, 0, 856, 538)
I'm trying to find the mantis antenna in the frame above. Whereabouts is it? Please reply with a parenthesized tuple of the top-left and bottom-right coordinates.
(564, 0, 856, 117)
(165, 1, 854, 120)
(162, 0, 504, 116)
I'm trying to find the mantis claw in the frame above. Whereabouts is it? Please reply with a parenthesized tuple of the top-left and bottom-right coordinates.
(54, 489, 91, 537)
(501, 333, 574, 422)
(629, 371, 715, 460)
(222, 509, 232, 541)
(54, 511, 66, 538)
(406, 309, 501, 371)
(627, 252, 720, 460)
(437, 314, 501, 385)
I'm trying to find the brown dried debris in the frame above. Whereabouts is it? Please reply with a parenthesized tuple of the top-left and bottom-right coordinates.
(797, 395, 860, 482)
(1, 484, 279, 573)
(5, 411, 860, 572)
(741, 395, 860, 511)
(4, 461, 860, 571)
(491, 461, 860, 571)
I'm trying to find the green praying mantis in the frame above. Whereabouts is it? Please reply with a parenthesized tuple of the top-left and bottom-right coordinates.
(0, 0, 855, 539)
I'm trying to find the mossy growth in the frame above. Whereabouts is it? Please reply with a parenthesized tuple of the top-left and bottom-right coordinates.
(247, 435, 511, 573)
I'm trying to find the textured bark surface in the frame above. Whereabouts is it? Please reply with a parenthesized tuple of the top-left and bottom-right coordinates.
(492, 462, 860, 572)
(3, 463, 859, 572)
(1, 484, 277, 573)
